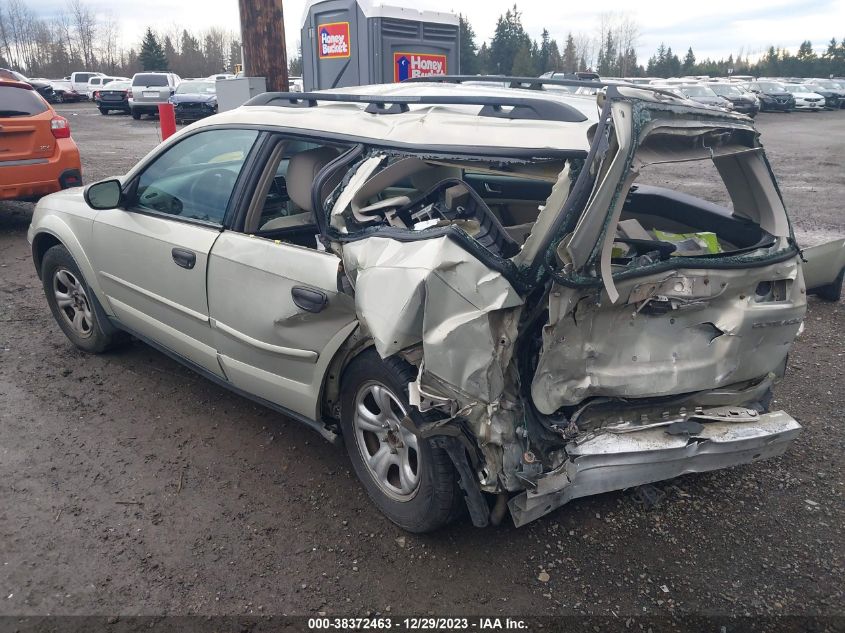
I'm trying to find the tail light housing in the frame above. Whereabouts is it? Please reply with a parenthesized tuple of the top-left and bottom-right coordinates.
(93, 90, 100, 100)
(50, 116, 71, 139)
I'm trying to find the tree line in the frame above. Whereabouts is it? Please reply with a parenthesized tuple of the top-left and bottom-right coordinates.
(460, 4, 845, 79)
(0, 0, 242, 78)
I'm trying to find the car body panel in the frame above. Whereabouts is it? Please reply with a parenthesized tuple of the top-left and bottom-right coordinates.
(207, 232, 358, 418)
(0, 82, 81, 201)
(90, 210, 224, 376)
(802, 239, 845, 290)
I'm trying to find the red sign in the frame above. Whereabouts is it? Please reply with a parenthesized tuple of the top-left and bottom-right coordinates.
(318, 22, 351, 59)
(393, 52, 448, 82)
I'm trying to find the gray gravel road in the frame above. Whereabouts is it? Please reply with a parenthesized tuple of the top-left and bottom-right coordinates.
(0, 103, 843, 622)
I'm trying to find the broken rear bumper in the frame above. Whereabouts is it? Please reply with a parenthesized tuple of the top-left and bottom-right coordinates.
(508, 410, 801, 527)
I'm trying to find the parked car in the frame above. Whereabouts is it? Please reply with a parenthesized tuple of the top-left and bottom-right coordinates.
(741, 81, 795, 112)
(169, 79, 218, 122)
(96, 80, 132, 115)
(129, 72, 181, 119)
(803, 79, 845, 108)
(671, 84, 733, 110)
(708, 82, 760, 116)
(801, 81, 844, 109)
(88, 75, 127, 100)
(206, 73, 235, 81)
(26, 80, 845, 532)
(63, 71, 104, 98)
(48, 79, 84, 103)
(0, 80, 81, 201)
(781, 84, 825, 111)
(0, 68, 57, 102)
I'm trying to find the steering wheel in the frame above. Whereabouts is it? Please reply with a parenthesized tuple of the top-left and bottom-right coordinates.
(188, 168, 238, 216)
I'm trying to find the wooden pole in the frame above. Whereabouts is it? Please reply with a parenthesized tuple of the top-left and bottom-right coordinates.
(237, 0, 289, 92)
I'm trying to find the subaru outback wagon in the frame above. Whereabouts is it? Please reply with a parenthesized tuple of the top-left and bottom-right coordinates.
(28, 78, 845, 531)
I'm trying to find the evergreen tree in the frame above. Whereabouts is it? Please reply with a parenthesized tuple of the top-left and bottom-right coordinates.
(163, 36, 177, 71)
(561, 33, 577, 73)
(538, 29, 551, 73)
(458, 15, 479, 75)
(546, 40, 562, 72)
(682, 47, 695, 73)
(511, 43, 536, 76)
(597, 31, 617, 76)
(489, 5, 531, 75)
(138, 28, 167, 71)
(477, 42, 491, 74)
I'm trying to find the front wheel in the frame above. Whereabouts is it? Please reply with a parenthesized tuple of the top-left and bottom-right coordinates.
(339, 350, 463, 532)
(41, 245, 126, 353)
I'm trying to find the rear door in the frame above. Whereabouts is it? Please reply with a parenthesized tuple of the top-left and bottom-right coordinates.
(206, 137, 358, 419)
(0, 84, 55, 169)
(90, 128, 262, 375)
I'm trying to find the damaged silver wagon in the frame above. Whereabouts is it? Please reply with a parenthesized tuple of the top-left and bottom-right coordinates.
(28, 77, 845, 531)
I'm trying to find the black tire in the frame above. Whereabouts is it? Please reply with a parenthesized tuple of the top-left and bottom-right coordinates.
(131, 110, 141, 120)
(55, 92, 64, 103)
(98, 107, 109, 115)
(41, 245, 126, 353)
(339, 349, 462, 532)
(810, 267, 844, 302)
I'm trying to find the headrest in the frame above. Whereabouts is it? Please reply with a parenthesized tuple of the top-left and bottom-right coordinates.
(286, 146, 341, 212)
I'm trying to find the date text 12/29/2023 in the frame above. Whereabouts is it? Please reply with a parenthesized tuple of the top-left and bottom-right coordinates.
(307, 617, 528, 630)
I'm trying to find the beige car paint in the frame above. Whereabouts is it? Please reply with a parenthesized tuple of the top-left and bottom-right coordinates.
(90, 209, 225, 377)
(207, 232, 358, 419)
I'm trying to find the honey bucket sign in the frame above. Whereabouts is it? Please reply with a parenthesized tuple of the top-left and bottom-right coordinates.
(394, 52, 447, 82)
(318, 22, 351, 59)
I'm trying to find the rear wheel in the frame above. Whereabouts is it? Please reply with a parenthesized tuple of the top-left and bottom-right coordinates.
(41, 245, 126, 353)
(98, 107, 109, 115)
(131, 110, 141, 120)
(339, 350, 462, 532)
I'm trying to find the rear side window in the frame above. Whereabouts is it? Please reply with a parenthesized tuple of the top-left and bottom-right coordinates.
(0, 86, 48, 116)
(133, 74, 168, 87)
(76, 73, 94, 82)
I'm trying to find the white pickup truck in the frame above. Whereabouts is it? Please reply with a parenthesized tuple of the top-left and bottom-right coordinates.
(61, 71, 104, 99)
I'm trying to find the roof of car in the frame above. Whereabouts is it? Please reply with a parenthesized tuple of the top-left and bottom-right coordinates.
(201, 82, 601, 155)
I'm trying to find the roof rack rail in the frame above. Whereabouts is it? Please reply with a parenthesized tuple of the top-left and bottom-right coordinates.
(404, 74, 694, 105)
(403, 74, 610, 90)
(243, 91, 588, 123)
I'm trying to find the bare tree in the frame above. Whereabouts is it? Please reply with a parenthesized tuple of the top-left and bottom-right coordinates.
(69, 0, 97, 67)
(98, 12, 119, 73)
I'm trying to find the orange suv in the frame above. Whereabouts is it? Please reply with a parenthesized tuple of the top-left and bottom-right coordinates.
(0, 80, 82, 201)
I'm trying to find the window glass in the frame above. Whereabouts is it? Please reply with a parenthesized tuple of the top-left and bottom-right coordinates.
(133, 74, 169, 87)
(0, 86, 48, 116)
(134, 129, 259, 224)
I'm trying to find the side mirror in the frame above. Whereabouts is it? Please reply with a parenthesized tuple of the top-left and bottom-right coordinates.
(84, 178, 123, 210)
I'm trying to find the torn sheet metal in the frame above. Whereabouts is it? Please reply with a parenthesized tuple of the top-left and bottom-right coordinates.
(342, 236, 523, 403)
(531, 260, 806, 414)
(508, 409, 802, 527)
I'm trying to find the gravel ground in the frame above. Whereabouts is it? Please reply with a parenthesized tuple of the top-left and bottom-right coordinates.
(0, 103, 843, 623)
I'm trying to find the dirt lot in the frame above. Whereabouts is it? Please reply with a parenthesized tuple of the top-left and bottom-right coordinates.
(0, 103, 843, 622)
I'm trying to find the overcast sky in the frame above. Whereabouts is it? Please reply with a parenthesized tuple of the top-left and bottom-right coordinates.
(27, 0, 843, 64)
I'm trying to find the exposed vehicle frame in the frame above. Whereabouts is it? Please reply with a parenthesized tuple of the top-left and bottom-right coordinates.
(27, 77, 845, 531)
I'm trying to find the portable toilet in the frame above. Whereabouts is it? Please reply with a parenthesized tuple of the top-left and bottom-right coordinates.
(301, 0, 460, 91)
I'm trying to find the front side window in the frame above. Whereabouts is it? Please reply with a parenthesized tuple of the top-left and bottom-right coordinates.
(132, 129, 259, 225)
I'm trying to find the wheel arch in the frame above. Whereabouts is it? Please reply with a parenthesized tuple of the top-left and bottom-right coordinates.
(30, 221, 113, 318)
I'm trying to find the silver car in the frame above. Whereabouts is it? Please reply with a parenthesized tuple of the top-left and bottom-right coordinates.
(27, 81, 845, 532)
(129, 72, 181, 119)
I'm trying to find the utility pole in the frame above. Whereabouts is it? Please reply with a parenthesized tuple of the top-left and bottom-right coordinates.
(237, 0, 289, 91)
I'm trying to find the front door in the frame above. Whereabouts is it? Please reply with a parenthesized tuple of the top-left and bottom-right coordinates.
(90, 128, 261, 376)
